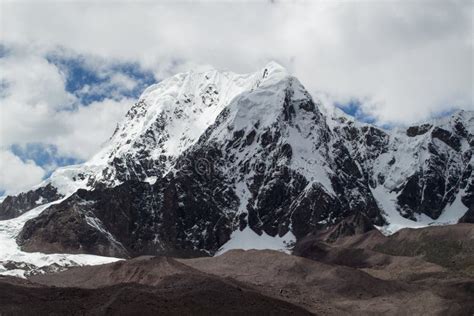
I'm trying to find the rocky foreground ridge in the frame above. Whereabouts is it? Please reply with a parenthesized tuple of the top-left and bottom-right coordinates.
(1, 222, 473, 315)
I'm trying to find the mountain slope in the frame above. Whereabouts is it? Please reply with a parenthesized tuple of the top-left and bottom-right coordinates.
(0, 62, 472, 263)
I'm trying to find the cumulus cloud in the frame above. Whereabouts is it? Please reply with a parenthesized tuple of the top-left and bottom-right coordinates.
(0, 150, 45, 194)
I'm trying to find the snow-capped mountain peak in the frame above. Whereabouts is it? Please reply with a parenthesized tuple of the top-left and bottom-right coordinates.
(0, 64, 472, 271)
(80, 62, 294, 185)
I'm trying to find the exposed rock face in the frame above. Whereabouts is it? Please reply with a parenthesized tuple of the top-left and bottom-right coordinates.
(0, 184, 62, 220)
(395, 118, 472, 220)
(18, 191, 130, 258)
(18, 175, 237, 258)
(406, 124, 432, 137)
(459, 204, 474, 223)
(3, 62, 473, 258)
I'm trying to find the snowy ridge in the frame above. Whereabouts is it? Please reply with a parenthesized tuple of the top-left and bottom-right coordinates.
(85, 65, 266, 183)
(376, 115, 471, 229)
(30, 63, 275, 194)
(216, 226, 295, 256)
(209, 72, 334, 190)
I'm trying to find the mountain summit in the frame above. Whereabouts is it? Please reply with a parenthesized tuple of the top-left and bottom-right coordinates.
(1, 63, 472, 261)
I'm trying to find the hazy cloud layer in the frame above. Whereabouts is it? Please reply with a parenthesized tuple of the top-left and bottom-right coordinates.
(0, 0, 472, 193)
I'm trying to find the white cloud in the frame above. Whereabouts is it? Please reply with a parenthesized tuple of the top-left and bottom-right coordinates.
(74, 73, 139, 102)
(109, 73, 137, 91)
(0, 53, 74, 110)
(53, 98, 133, 159)
(0, 53, 74, 146)
(0, 52, 132, 160)
(1, 1, 471, 125)
(0, 150, 45, 194)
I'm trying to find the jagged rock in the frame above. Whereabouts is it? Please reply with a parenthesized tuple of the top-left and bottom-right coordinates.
(406, 124, 432, 137)
(0, 184, 62, 220)
(431, 127, 462, 151)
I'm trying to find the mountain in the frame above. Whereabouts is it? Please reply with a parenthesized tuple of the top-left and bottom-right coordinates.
(1, 62, 472, 263)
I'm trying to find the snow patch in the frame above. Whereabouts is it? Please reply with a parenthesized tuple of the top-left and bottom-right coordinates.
(144, 176, 158, 185)
(436, 190, 469, 224)
(372, 186, 470, 235)
(216, 226, 295, 256)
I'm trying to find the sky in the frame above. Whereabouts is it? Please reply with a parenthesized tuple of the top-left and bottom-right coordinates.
(0, 0, 472, 195)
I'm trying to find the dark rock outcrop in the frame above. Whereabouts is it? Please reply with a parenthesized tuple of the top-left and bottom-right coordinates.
(459, 204, 474, 223)
(18, 168, 238, 257)
(406, 124, 432, 137)
(0, 184, 62, 220)
(431, 127, 462, 151)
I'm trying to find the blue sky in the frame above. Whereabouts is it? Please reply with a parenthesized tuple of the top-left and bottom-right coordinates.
(10, 143, 81, 177)
(0, 44, 8, 59)
(47, 54, 155, 105)
(335, 100, 376, 124)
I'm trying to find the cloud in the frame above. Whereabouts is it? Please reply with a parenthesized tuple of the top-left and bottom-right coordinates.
(0, 53, 74, 146)
(11, 143, 80, 177)
(1, 1, 471, 125)
(0, 51, 134, 160)
(52, 97, 133, 159)
(0, 150, 45, 194)
(0, 50, 136, 194)
(45, 51, 155, 104)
